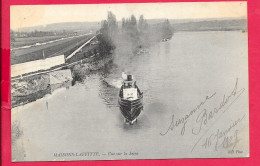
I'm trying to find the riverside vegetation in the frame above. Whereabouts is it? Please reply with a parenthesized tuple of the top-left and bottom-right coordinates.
(11, 12, 173, 108)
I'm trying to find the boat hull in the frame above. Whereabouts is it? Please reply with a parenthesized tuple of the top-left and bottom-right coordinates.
(118, 95, 143, 122)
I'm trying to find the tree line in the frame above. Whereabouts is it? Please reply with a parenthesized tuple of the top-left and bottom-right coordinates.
(97, 11, 173, 56)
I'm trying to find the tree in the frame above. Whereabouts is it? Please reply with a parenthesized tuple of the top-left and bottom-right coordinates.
(100, 20, 109, 34)
(130, 15, 137, 26)
(138, 15, 144, 30)
(97, 12, 118, 56)
(107, 11, 118, 35)
(138, 15, 149, 33)
(122, 18, 126, 28)
(162, 19, 173, 39)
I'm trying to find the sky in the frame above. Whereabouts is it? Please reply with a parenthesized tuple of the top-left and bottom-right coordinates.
(10, 2, 247, 30)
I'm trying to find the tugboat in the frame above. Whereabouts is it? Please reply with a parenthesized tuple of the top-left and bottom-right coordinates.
(118, 74, 143, 124)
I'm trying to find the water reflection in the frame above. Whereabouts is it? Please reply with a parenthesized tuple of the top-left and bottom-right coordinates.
(164, 41, 170, 54)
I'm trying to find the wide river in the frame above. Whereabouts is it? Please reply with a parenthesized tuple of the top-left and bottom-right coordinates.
(12, 31, 249, 161)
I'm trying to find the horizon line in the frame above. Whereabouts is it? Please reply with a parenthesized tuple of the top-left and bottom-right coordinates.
(12, 16, 247, 31)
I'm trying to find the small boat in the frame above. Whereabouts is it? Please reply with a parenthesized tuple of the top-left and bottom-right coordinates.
(118, 74, 143, 124)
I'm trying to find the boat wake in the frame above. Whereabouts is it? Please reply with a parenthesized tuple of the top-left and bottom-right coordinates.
(102, 78, 122, 89)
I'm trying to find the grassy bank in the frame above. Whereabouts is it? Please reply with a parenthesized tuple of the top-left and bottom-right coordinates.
(71, 53, 113, 82)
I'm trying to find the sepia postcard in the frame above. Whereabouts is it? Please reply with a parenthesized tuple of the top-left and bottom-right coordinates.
(10, 2, 249, 162)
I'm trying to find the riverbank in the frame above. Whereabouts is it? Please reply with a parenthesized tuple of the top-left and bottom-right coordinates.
(71, 53, 113, 82)
(11, 53, 114, 108)
(11, 70, 71, 108)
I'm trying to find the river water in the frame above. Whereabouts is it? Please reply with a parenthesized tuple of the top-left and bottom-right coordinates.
(12, 31, 249, 161)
